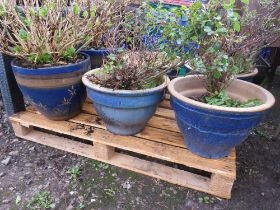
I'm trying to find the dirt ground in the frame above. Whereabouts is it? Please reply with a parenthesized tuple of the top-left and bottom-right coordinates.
(0, 76, 280, 210)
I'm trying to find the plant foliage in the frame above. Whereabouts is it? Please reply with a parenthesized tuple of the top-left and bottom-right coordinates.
(0, 0, 130, 66)
(205, 90, 263, 107)
(27, 191, 55, 209)
(157, 0, 279, 96)
(87, 3, 185, 90)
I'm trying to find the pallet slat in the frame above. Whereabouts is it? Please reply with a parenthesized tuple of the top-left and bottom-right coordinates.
(10, 96, 236, 199)
(159, 99, 172, 109)
(27, 105, 180, 133)
(70, 113, 185, 148)
(10, 111, 236, 178)
(12, 129, 227, 197)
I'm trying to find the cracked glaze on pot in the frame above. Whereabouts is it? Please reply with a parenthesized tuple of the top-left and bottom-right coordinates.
(168, 75, 275, 158)
(83, 69, 170, 135)
(12, 53, 90, 120)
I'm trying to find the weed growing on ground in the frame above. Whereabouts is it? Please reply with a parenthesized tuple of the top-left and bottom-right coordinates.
(103, 188, 116, 197)
(94, 162, 109, 171)
(15, 195, 21, 206)
(27, 191, 55, 209)
(67, 166, 81, 181)
(198, 196, 215, 204)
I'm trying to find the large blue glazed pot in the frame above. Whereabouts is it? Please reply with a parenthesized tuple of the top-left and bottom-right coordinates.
(83, 69, 170, 135)
(236, 68, 258, 83)
(81, 49, 116, 69)
(11, 54, 91, 120)
(168, 75, 275, 158)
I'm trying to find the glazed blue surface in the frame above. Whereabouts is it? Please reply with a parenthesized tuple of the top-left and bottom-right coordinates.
(81, 48, 124, 69)
(82, 49, 112, 56)
(87, 87, 166, 135)
(171, 96, 266, 158)
(12, 54, 90, 120)
(20, 84, 86, 120)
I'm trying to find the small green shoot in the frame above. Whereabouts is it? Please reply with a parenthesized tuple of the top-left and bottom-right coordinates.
(198, 196, 215, 204)
(94, 162, 109, 171)
(27, 191, 55, 209)
(103, 188, 116, 197)
(16, 195, 21, 205)
(79, 202, 85, 209)
(244, 167, 259, 176)
(67, 166, 81, 181)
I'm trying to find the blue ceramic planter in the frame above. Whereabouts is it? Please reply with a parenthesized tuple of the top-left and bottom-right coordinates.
(81, 49, 117, 69)
(83, 69, 170, 135)
(168, 75, 275, 158)
(236, 68, 258, 83)
(11, 54, 91, 120)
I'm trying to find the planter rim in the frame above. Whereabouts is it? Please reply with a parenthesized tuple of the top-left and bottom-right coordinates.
(168, 75, 275, 113)
(11, 53, 90, 75)
(236, 68, 258, 78)
(83, 68, 170, 94)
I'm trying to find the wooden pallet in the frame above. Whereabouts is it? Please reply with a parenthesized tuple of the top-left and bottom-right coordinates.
(9, 96, 236, 199)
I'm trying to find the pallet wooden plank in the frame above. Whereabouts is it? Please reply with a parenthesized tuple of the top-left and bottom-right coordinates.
(26, 106, 183, 145)
(10, 111, 236, 178)
(155, 107, 175, 119)
(159, 99, 172, 109)
(94, 142, 115, 160)
(209, 174, 234, 199)
(11, 121, 33, 136)
(82, 102, 179, 132)
(11, 128, 232, 198)
(82, 102, 176, 120)
(70, 113, 185, 148)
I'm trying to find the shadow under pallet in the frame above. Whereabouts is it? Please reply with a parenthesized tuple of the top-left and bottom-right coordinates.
(9, 96, 236, 199)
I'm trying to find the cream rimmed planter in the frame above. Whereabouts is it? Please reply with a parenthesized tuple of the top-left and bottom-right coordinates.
(168, 75, 275, 158)
(236, 68, 258, 82)
(83, 69, 170, 135)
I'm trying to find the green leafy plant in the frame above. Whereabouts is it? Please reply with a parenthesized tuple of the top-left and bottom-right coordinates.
(88, 49, 182, 90)
(156, 0, 279, 107)
(27, 191, 55, 209)
(0, 0, 120, 67)
(86, 4, 184, 90)
(93, 162, 110, 171)
(205, 90, 263, 108)
(67, 166, 81, 180)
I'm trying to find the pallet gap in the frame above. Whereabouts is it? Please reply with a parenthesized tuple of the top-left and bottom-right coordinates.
(36, 126, 211, 178)
(115, 148, 212, 178)
(34, 127, 93, 146)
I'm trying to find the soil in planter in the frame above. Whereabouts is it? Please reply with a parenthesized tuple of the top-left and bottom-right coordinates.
(189, 90, 263, 108)
(87, 70, 162, 90)
(14, 54, 85, 69)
